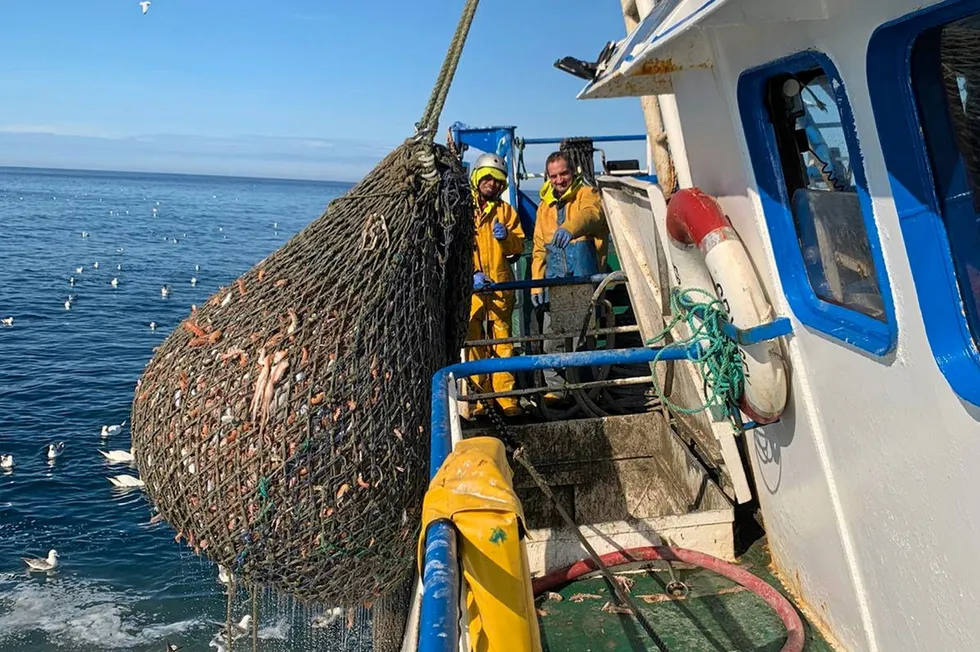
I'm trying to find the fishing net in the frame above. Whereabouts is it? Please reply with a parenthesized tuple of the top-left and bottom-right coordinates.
(129, 0, 480, 614)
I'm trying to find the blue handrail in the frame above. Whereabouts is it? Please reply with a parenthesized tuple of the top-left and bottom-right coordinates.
(418, 344, 697, 652)
(520, 134, 647, 145)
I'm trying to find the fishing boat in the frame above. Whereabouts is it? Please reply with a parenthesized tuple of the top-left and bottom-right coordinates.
(407, 0, 980, 650)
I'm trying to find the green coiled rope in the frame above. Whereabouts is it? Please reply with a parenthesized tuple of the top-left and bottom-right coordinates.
(644, 287, 746, 418)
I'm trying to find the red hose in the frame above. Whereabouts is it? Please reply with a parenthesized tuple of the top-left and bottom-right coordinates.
(532, 546, 805, 652)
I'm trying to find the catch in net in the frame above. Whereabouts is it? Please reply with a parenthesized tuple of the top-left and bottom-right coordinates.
(131, 136, 474, 607)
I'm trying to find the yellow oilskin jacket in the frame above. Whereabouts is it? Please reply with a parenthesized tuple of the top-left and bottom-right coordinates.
(531, 180, 608, 293)
(472, 198, 525, 319)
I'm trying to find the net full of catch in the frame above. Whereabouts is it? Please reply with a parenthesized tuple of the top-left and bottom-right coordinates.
(131, 138, 474, 607)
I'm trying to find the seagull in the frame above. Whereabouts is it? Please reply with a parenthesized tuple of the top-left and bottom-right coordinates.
(212, 615, 251, 646)
(81, 231, 89, 238)
(1, 317, 13, 327)
(75, 266, 83, 274)
(110, 277, 119, 288)
(64, 298, 71, 311)
(217, 564, 233, 587)
(99, 448, 134, 464)
(149, 321, 157, 330)
(101, 421, 126, 439)
(69, 276, 75, 287)
(140, 1, 151, 14)
(93, 262, 99, 269)
(0, 455, 13, 470)
(195, 264, 200, 272)
(47, 442, 65, 460)
(190, 277, 197, 286)
(107, 474, 144, 488)
(312, 607, 343, 629)
(23, 549, 59, 572)
(117, 264, 122, 271)
(165, 642, 182, 652)
(161, 285, 170, 298)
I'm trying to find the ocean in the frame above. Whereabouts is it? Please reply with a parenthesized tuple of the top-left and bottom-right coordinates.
(0, 167, 369, 651)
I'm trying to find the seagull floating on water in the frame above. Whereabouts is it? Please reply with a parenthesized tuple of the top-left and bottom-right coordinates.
(140, 1, 151, 15)
(110, 277, 119, 288)
(69, 276, 75, 287)
(149, 321, 157, 330)
(99, 448, 134, 464)
(93, 262, 99, 269)
(107, 474, 144, 488)
(161, 285, 171, 298)
(47, 442, 65, 460)
(75, 266, 83, 274)
(190, 277, 197, 286)
(2, 317, 13, 327)
(0, 455, 13, 470)
(101, 421, 126, 439)
(23, 549, 59, 572)
(64, 298, 72, 311)
(81, 231, 89, 238)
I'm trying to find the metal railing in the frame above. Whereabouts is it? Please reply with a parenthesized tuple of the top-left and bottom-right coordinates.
(418, 344, 697, 652)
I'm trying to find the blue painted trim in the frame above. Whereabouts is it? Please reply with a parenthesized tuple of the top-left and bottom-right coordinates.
(867, 0, 980, 406)
(737, 50, 898, 356)
(419, 520, 458, 652)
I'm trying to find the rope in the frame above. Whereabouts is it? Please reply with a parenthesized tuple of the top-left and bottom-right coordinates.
(417, 0, 482, 140)
(512, 447, 671, 652)
(644, 287, 745, 418)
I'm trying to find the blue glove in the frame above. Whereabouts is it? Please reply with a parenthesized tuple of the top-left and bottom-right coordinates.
(551, 227, 572, 249)
(492, 221, 507, 241)
(530, 292, 545, 307)
(473, 272, 490, 290)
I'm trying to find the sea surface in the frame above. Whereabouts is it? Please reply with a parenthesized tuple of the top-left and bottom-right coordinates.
(0, 167, 370, 651)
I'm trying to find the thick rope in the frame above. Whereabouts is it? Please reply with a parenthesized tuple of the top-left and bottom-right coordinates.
(417, 0, 481, 140)
(644, 287, 745, 418)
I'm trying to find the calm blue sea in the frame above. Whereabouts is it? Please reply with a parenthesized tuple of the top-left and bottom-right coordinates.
(0, 167, 365, 651)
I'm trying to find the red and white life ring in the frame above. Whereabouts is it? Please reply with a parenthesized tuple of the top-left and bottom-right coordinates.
(665, 187, 788, 424)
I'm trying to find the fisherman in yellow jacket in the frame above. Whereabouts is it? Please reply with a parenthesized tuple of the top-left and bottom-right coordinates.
(468, 153, 526, 417)
(530, 151, 608, 306)
(531, 151, 609, 395)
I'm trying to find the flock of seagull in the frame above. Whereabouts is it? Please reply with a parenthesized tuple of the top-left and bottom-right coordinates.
(8, 420, 134, 572)
(0, 231, 202, 330)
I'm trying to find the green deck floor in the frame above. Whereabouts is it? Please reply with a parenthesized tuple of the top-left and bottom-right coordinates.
(536, 538, 834, 652)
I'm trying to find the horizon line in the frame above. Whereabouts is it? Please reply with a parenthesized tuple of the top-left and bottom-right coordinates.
(0, 163, 359, 186)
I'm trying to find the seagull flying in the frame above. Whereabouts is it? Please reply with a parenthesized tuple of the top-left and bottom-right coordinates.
(140, 1, 151, 14)
(23, 549, 59, 572)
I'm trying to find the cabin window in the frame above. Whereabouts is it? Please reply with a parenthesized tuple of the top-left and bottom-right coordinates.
(911, 17, 980, 348)
(738, 52, 896, 355)
(868, 3, 980, 406)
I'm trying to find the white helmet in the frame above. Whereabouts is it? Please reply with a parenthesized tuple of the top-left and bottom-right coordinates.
(473, 153, 507, 175)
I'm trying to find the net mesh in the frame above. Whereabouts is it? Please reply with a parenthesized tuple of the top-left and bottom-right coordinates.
(130, 139, 473, 607)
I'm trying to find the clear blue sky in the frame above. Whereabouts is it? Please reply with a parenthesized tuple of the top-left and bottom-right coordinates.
(0, 1, 646, 180)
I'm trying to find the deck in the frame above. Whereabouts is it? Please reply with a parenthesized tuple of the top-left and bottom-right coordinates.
(535, 537, 834, 652)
